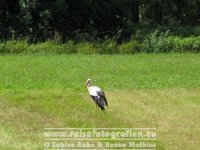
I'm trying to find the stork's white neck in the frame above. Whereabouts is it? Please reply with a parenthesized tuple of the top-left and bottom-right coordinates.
(87, 83, 91, 88)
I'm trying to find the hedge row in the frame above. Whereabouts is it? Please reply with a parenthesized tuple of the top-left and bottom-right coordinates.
(0, 34, 200, 54)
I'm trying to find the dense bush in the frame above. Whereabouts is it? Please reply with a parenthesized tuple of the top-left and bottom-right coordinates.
(0, 40, 29, 54)
(141, 31, 200, 53)
(166, 36, 200, 52)
(76, 42, 98, 54)
(142, 30, 168, 53)
(119, 40, 140, 54)
(98, 40, 118, 54)
(0, 34, 200, 54)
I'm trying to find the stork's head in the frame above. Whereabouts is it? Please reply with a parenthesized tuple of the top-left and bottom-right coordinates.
(85, 79, 92, 87)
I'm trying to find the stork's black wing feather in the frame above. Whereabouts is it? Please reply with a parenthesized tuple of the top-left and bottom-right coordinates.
(90, 95, 105, 111)
(97, 90, 108, 106)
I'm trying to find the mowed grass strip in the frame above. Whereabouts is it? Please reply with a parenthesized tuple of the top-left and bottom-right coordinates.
(0, 89, 200, 150)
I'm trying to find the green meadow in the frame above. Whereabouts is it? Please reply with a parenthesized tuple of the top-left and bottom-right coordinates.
(0, 54, 200, 150)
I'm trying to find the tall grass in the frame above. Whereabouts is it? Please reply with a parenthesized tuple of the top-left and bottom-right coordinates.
(0, 32, 200, 54)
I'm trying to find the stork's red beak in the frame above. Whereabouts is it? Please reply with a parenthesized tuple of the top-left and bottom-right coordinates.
(85, 81, 88, 87)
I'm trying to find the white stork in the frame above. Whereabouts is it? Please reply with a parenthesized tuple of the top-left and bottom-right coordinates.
(85, 79, 108, 111)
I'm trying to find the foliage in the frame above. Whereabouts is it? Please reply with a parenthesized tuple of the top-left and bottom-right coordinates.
(142, 30, 170, 53)
(0, 40, 29, 54)
(119, 40, 140, 54)
(166, 36, 200, 52)
(76, 42, 97, 54)
(0, 0, 200, 41)
(1, 33, 200, 54)
(0, 0, 129, 41)
(98, 40, 118, 54)
(142, 31, 200, 53)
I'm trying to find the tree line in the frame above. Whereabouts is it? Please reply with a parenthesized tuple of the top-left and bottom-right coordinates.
(0, 0, 200, 42)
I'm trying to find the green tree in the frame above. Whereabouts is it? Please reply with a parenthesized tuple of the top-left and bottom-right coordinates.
(0, 0, 21, 39)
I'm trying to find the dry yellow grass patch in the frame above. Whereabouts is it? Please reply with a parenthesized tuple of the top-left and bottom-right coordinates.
(107, 88, 200, 150)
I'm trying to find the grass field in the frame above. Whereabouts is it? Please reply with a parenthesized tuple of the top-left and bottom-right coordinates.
(0, 54, 200, 150)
